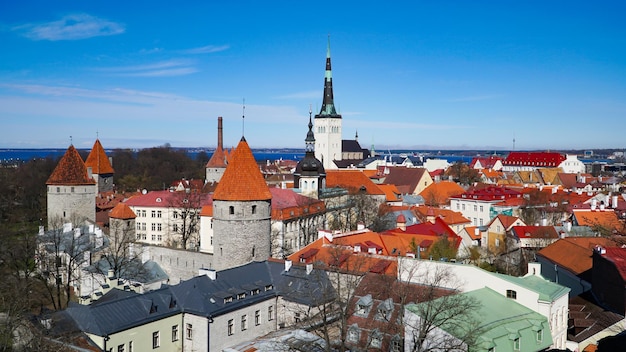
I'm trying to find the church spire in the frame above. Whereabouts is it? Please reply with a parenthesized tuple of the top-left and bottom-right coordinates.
(316, 35, 340, 118)
(305, 106, 315, 153)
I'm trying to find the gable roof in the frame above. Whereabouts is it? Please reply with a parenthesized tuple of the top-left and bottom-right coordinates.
(382, 167, 429, 194)
(325, 170, 385, 195)
(573, 210, 623, 233)
(413, 206, 471, 226)
(213, 137, 272, 201)
(84, 139, 114, 175)
(419, 181, 465, 205)
(125, 190, 213, 208)
(46, 145, 96, 185)
(489, 214, 523, 229)
(537, 237, 618, 276)
(510, 226, 559, 240)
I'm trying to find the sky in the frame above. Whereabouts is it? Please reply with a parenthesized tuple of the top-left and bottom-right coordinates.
(1, 1, 625, 151)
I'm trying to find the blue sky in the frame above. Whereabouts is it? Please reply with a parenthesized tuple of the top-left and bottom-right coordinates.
(1, 1, 625, 151)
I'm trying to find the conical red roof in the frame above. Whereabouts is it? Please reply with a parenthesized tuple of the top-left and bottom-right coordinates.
(85, 139, 114, 174)
(109, 202, 136, 219)
(205, 145, 229, 168)
(213, 137, 271, 201)
(46, 145, 96, 185)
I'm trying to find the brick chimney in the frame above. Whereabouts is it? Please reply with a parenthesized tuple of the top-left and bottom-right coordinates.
(217, 116, 223, 149)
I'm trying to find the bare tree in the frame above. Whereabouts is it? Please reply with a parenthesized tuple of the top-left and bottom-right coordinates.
(35, 216, 96, 310)
(168, 189, 206, 250)
(399, 260, 484, 352)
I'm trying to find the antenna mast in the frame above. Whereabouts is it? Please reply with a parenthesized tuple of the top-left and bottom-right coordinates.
(242, 98, 246, 137)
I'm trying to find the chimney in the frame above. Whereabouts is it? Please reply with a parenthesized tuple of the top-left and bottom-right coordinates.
(217, 116, 223, 149)
(613, 195, 619, 209)
(396, 214, 406, 231)
(199, 268, 216, 280)
(285, 260, 292, 272)
(591, 198, 597, 211)
(306, 263, 313, 275)
(107, 269, 115, 279)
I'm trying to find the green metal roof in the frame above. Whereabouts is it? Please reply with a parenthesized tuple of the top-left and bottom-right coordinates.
(493, 272, 570, 302)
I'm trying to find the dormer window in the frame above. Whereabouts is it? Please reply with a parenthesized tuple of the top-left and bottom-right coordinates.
(265, 284, 273, 291)
(376, 298, 394, 321)
(355, 294, 372, 316)
(506, 289, 517, 300)
(252, 289, 260, 295)
(224, 296, 233, 303)
(237, 293, 246, 300)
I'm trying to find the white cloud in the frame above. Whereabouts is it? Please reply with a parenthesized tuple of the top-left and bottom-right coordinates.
(181, 45, 230, 54)
(13, 13, 125, 41)
(96, 60, 198, 77)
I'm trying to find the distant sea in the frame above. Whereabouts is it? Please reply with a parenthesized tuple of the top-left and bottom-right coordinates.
(0, 148, 475, 164)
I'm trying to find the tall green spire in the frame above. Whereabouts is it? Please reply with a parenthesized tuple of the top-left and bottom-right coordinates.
(316, 35, 341, 118)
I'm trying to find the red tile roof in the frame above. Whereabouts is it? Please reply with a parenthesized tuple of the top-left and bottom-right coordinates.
(451, 185, 522, 202)
(46, 145, 96, 185)
(413, 206, 471, 226)
(213, 138, 272, 201)
(125, 190, 213, 208)
(269, 187, 325, 220)
(511, 225, 559, 239)
(109, 202, 136, 219)
(84, 139, 114, 174)
(601, 247, 626, 281)
(503, 151, 566, 167)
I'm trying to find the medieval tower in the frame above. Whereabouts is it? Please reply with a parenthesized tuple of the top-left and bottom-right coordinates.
(84, 139, 115, 193)
(205, 116, 229, 184)
(46, 145, 96, 228)
(211, 137, 272, 271)
(314, 37, 342, 170)
(294, 108, 326, 199)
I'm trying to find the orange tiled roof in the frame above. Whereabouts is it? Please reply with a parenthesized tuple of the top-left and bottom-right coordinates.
(46, 145, 96, 185)
(206, 145, 229, 168)
(109, 202, 136, 219)
(377, 184, 401, 202)
(326, 170, 385, 195)
(200, 205, 213, 217)
(213, 138, 272, 201)
(413, 206, 471, 225)
(573, 210, 623, 233)
(84, 139, 114, 174)
(490, 214, 522, 229)
(419, 181, 465, 205)
(538, 237, 618, 275)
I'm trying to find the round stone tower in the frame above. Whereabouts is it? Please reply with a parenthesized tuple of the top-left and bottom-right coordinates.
(212, 137, 272, 271)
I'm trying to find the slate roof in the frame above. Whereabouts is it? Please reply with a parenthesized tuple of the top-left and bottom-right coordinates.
(342, 139, 363, 153)
(59, 260, 335, 337)
(84, 139, 114, 175)
(568, 293, 625, 343)
(46, 145, 96, 185)
(213, 137, 272, 201)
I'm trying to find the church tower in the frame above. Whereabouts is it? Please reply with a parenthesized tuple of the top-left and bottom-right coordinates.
(84, 139, 114, 193)
(46, 145, 96, 228)
(314, 37, 342, 170)
(294, 107, 326, 199)
(212, 137, 272, 271)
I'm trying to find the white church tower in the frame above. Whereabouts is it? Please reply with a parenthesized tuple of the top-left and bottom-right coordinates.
(314, 37, 342, 170)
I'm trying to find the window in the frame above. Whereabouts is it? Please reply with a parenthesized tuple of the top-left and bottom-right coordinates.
(128, 341, 133, 352)
(173, 211, 178, 219)
(117, 344, 125, 352)
(370, 331, 382, 348)
(252, 205, 257, 214)
(480, 205, 483, 212)
(513, 337, 520, 350)
(390, 336, 402, 352)
(462, 204, 465, 210)
(474, 205, 477, 211)
(151, 210, 156, 218)
(507, 289, 517, 299)
(157, 223, 162, 231)
(152, 331, 160, 349)
(228, 319, 234, 336)
(186, 323, 192, 340)
(152, 223, 156, 231)
(355, 294, 373, 316)
(136, 233, 141, 240)
(157, 211, 162, 218)
(495, 238, 500, 247)
(536, 329, 543, 342)
(56, 187, 60, 193)
(229, 206, 234, 215)
(151, 234, 156, 241)
(241, 314, 248, 331)
(71, 187, 75, 193)
(173, 223, 178, 232)
(142, 234, 146, 240)
(295, 312, 301, 323)
(157, 234, 162, 242)
(136, 223, 141, 230)
(347, 326, 359, 343)
(268, 305, 274, 321)
(255, 310, 260, 326)
(172, 325, 178, 341)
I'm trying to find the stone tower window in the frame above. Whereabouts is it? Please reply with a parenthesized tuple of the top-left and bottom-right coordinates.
(229, 206, 234, 215)
(252, 205, 257, 214)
